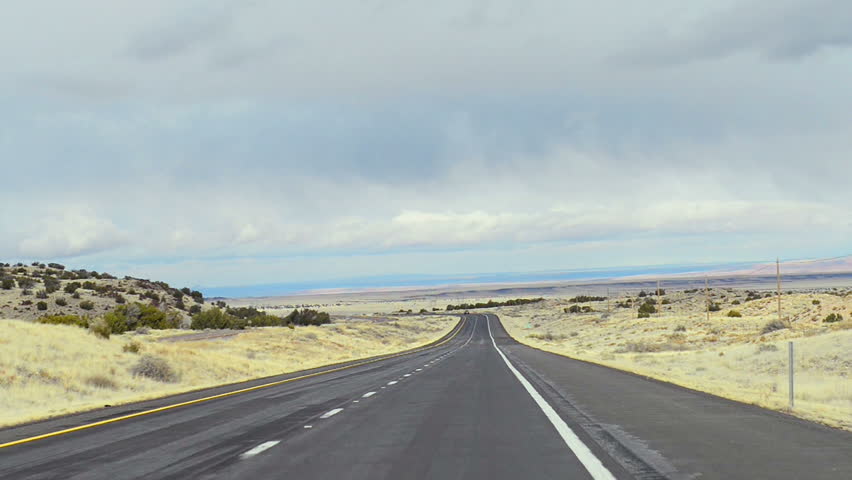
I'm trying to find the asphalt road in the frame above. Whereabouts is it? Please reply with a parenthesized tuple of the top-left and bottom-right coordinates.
(1, 314, 850, 479)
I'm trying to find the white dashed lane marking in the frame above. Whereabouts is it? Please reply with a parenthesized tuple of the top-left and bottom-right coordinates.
(387, 381, 398, 385)
(240, 441, 280, 459)
(320, 408, 343, 419)
(362, 391, 376, 398)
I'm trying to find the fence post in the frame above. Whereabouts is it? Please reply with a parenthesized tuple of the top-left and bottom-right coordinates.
(788, 341, 794, 409)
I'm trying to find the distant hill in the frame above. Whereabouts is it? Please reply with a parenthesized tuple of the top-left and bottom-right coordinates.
(0, 261, 207, 322)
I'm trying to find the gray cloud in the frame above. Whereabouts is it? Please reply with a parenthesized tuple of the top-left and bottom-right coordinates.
(1, 1, 850, 285)
(621, 0, 852, 66)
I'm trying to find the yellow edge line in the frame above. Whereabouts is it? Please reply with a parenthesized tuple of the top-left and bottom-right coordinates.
(0, 316, 466, 449)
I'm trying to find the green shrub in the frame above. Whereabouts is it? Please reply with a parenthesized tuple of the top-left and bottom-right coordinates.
(55, 297, 68, 306)
(131, 355, 178, 382)
(190, 290, 204, 303)
(285, 308, 331, 326)
(3, 278, 16, 289)
(732, 299, 741, 305)
(82, 281, 97, 290)
(727, 310, 742, 318)
(38, 314, 89, 328)
(21, 300, 33, 306)
(565, 305, 582, 314)
(103, 302, 181, 333)
(661, 299, 671, 305)
(638, 301, 657, 315)
(190, 308, 245, 330)
(123, 341, 142, 354)
(674, 325, 687, 332)
(64, 282, 82, 294)
(35, 289, 48, 299)
(36, 301, 48, 311)
(824, 313, 843, 323)
(568, 295, 606, 303)
(80, 300, 95, 311)
(708, 303, 722, 312)
(189, 304, 202, 315)
(71, 291, 81, 299)
(16, 277, 35, 289)
(114, 294, 126, 304)
(812, 300, 821, 305)
(89, 318, 111, 339)
(43, 277, 60, 294)
(638, 311, 651, 318)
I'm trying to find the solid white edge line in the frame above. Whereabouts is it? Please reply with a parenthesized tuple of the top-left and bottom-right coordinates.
(320, 408, 343, 419)
(240, 440, 280, 459)
(484, 314, 617, 480)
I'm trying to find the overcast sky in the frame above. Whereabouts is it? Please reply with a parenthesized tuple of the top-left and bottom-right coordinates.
(1, 0, 850, 289)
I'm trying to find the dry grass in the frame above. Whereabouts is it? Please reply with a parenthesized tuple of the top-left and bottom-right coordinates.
(0, 315, 456, 427)
(496, 290, 852, 431)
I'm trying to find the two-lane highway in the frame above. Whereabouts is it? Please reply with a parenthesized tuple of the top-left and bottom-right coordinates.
(2, 314, 851, 479)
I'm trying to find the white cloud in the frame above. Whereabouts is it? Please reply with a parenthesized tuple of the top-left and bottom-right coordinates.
(17, 209, 127, 258)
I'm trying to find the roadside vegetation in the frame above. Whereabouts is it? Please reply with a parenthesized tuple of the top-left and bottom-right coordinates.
(445, 298, 544, 311)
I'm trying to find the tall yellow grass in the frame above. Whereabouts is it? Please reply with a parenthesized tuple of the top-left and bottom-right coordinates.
(497, 292, 852, 431)
(0, 316, 456, 427)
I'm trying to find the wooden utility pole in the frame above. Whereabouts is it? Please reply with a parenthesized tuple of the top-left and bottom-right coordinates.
(777, 258, 782, 323)
(705, 275, 710, 322)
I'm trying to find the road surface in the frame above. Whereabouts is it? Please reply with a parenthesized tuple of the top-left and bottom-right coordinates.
(1, 314, 850, 479)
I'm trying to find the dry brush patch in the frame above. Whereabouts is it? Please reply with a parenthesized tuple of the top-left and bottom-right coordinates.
(496, 291, 852, 431)
(0, 315, 456, 427)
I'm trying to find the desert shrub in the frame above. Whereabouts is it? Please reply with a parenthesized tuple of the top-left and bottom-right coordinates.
(638, 311, 651, 318)
(2, 278, 15, 290)
(35, 289, 48, 299)
(89, 318, 111, 339)
(55, 297, 68, 306)
(16, 277, 35, 289)
(181, 287, 192, 295)
(135, 326, 150, 335)
(761, 319, 788, 335)
(82, 281, 97, 290)
(432, 307, 440, 311)
(708, 303, 722, 312)
(64, 282, 82, 294)
(661, 299, 671, 305)
(190, 290, 204, 303)
(85, 375, 117, 389)
(174, 300, 185, 310)
(47, 262, 65, 270)
(445, 298, 543, 311)
(36, 301, 48, 311)
(43, 277, 60, 294)
(191, 307, 244, 330)
(21, 300, 33, 306)
(104, 302, 181, 333)
(812, 299, 821, 305)
(732, 299, 741, 305)
(128, 288, 137, 295)
(113, 294, 126, 304)
(638, 301, 657, 316)
(569, 295, 606, 303)
(123, 341, 142, 354)
(655, 288, 666, 296)
(71, 291, 81, 299)
(131, 355, 178, 382)
(285, 308, 331, 326)
(420, 308, 428, 313)
(727, 310, 742, 318)
(22, 289, 31, 296)
(38, 314, 89, 328)
(528, 332, 567, 341)
(824, 313, 844, 323)
(189, 304, 202, 315)
(80, 300, 95, 310)
(756, 343, 779, 353)
(674, 325, 687, 332)
(638, 290, 648, 297)
(565, 305, 582, 313)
